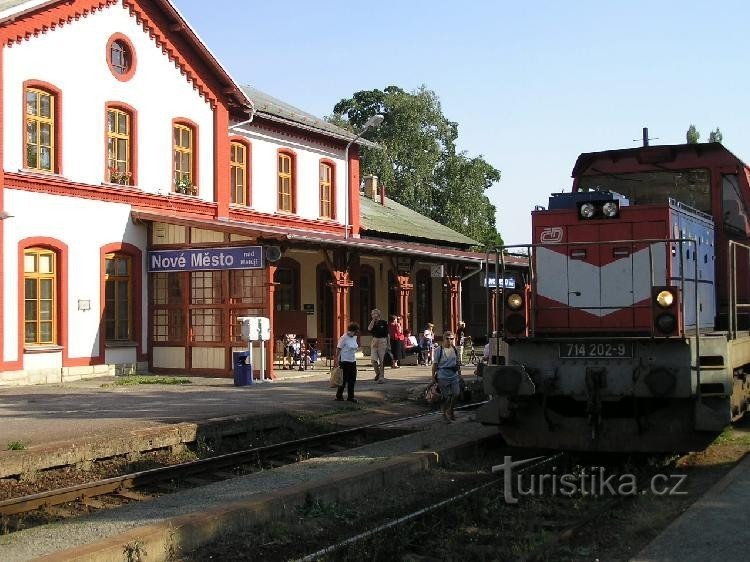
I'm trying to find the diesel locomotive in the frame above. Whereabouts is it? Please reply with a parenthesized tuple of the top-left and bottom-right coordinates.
(478, 142, 750, 452)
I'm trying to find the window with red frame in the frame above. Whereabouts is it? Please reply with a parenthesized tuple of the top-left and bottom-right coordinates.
(230, 142, 248, 205)
(278, 152, 293, 212)
(319, 162, 333, 218)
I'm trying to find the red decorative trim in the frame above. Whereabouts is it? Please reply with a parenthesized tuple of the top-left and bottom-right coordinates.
(214, 111, 229, 218)
(171, 117, 200, 195)
(16, 237, 79, 368)
(100, 242, 145, 362)
(277, 148, 297, 214)
(104, 101, 139, 186)
(319, 158, 337, 220)
(105, 32, 137, 82)
(3, 172, 344, 234)
(229, 135, 252, 208)
(348, 145, 361, 236)
(0, 45, 6, 370)
(252, 116, 350, 152)
(22, 79, 63, 175)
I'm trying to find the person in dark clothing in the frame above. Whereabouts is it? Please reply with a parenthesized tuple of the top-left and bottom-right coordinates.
(368, 308, 389, 383)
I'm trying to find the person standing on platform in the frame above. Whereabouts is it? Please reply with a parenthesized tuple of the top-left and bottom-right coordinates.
(422, 323, 435, 366)
(432, 330, 461, 423)
(389, 315, 404, 368)
(335, 322, 360, 403)
(368, 309, 389, 383)
(455, 321, 467, 364)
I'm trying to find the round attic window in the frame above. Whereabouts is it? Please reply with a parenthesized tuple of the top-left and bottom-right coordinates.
(106, 33, 137, 81)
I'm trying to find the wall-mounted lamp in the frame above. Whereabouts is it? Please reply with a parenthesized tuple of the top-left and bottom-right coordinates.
(0, 211, 13, 220)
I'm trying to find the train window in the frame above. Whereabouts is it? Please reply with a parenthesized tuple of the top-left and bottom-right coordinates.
(578, 169, 710, 213)
(722, 174, 750, 235)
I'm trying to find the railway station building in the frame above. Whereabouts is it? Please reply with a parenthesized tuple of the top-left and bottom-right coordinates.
(0, 0, 525, 385)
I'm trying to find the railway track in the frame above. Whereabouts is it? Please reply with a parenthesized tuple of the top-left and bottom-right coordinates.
(0, 402, 486, 527)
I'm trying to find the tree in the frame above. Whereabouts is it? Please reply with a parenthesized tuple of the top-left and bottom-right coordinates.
(709, 127, 723, 143)
(686, 124, 700, 144)
(330, 86, 503, 247)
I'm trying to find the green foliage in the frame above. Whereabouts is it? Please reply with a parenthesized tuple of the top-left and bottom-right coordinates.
(709, 127, 723, 143)
(6, 441, 27, 451)
(330, 85, 503, 247)
(686, 124, 700, 144)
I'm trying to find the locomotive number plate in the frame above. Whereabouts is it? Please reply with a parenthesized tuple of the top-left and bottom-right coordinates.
(559, 342, 633, 359)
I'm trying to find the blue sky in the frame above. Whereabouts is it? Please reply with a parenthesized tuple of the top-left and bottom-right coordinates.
(175, 0, 750, 245)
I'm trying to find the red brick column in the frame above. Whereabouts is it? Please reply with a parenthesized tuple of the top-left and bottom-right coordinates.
(396, 274, 413, 332)
(266, 265, 277, 380)
(330, 270, 353, 341)
(447, 276, 461, 333)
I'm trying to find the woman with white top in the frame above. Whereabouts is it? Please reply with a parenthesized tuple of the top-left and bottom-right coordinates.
(335, 322, 360, 403)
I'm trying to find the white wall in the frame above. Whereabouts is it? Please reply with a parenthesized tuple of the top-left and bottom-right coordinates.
(2, 190, 147, 362)
(2, 3, 214, 198)
(235, 126, 347, 224)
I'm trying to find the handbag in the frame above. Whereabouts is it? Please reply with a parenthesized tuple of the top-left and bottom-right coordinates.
(329, 366, 343, 387)
(424, 381, 442, 404)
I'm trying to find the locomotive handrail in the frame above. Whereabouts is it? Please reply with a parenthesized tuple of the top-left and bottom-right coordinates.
(488, 237, 703, 394)
(727, 239, 750, 340)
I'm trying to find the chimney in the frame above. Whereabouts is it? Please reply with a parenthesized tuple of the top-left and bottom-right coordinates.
(380, 182, 386, 206)
(363, 175, 378, 200)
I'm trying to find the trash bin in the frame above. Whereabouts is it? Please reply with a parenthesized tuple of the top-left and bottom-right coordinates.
(233, 351, 253, 386)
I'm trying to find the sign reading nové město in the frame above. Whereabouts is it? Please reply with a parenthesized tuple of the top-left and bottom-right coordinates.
(148, 246, 263, 272)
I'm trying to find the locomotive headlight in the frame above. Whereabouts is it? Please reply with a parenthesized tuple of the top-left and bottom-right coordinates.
(602, 201, 619, 218)
(506, 293, 524, 310)
(656, 290, 674, 308)
(655, 313, 677, 334)
(579, 203, 596, 219)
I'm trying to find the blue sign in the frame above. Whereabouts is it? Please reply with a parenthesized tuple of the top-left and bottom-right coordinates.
(480, 276, 516, 289)
(148, 246, 263, 272)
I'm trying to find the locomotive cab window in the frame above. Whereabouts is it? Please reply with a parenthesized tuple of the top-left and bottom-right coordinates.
(722, 174, 750, 235)
(578, 169, 711, 214)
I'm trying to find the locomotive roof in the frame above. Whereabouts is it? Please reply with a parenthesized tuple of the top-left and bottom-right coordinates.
(572, 142, 750, 177)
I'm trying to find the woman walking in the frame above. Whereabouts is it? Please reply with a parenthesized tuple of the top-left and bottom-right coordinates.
(335, 322, 360, 403)
(432, 330, 461, 423)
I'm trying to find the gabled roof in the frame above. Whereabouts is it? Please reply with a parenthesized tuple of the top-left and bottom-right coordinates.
(0, 0, 252, 113)
(360, 195, 478, 248)
(241, 86, 378, 148)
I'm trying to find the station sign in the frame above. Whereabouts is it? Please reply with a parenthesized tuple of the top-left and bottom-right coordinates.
(480, 276, 517, 289)
(148, 246, 263, 272)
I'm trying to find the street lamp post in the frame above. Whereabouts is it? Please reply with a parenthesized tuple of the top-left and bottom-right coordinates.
(344, 114, 383, 239)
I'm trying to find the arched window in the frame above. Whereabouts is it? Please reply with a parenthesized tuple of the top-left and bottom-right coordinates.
(173, 120, 197, 195)
(230, 141, 249, 205)
(319, 161, 335, 218)
(24, 248, 57, 344)
(106, 105, 135, 185)
(25, 87, 56, 172)
(278, 150, 295, 212)
(104, 253, 132, 340)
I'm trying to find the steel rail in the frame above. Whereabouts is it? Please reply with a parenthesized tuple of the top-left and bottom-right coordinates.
(0, 402, 487, 517)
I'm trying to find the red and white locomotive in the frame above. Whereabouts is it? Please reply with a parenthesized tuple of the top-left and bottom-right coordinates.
(478, 142, 750, 452)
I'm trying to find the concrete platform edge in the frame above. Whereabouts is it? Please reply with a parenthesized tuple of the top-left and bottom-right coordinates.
(630, 451, 750, 562)
(32, 431, 495, 562)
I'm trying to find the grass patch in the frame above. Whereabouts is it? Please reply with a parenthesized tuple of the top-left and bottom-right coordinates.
(6, 441, 27, 451)
(105, 376, 192, 387)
